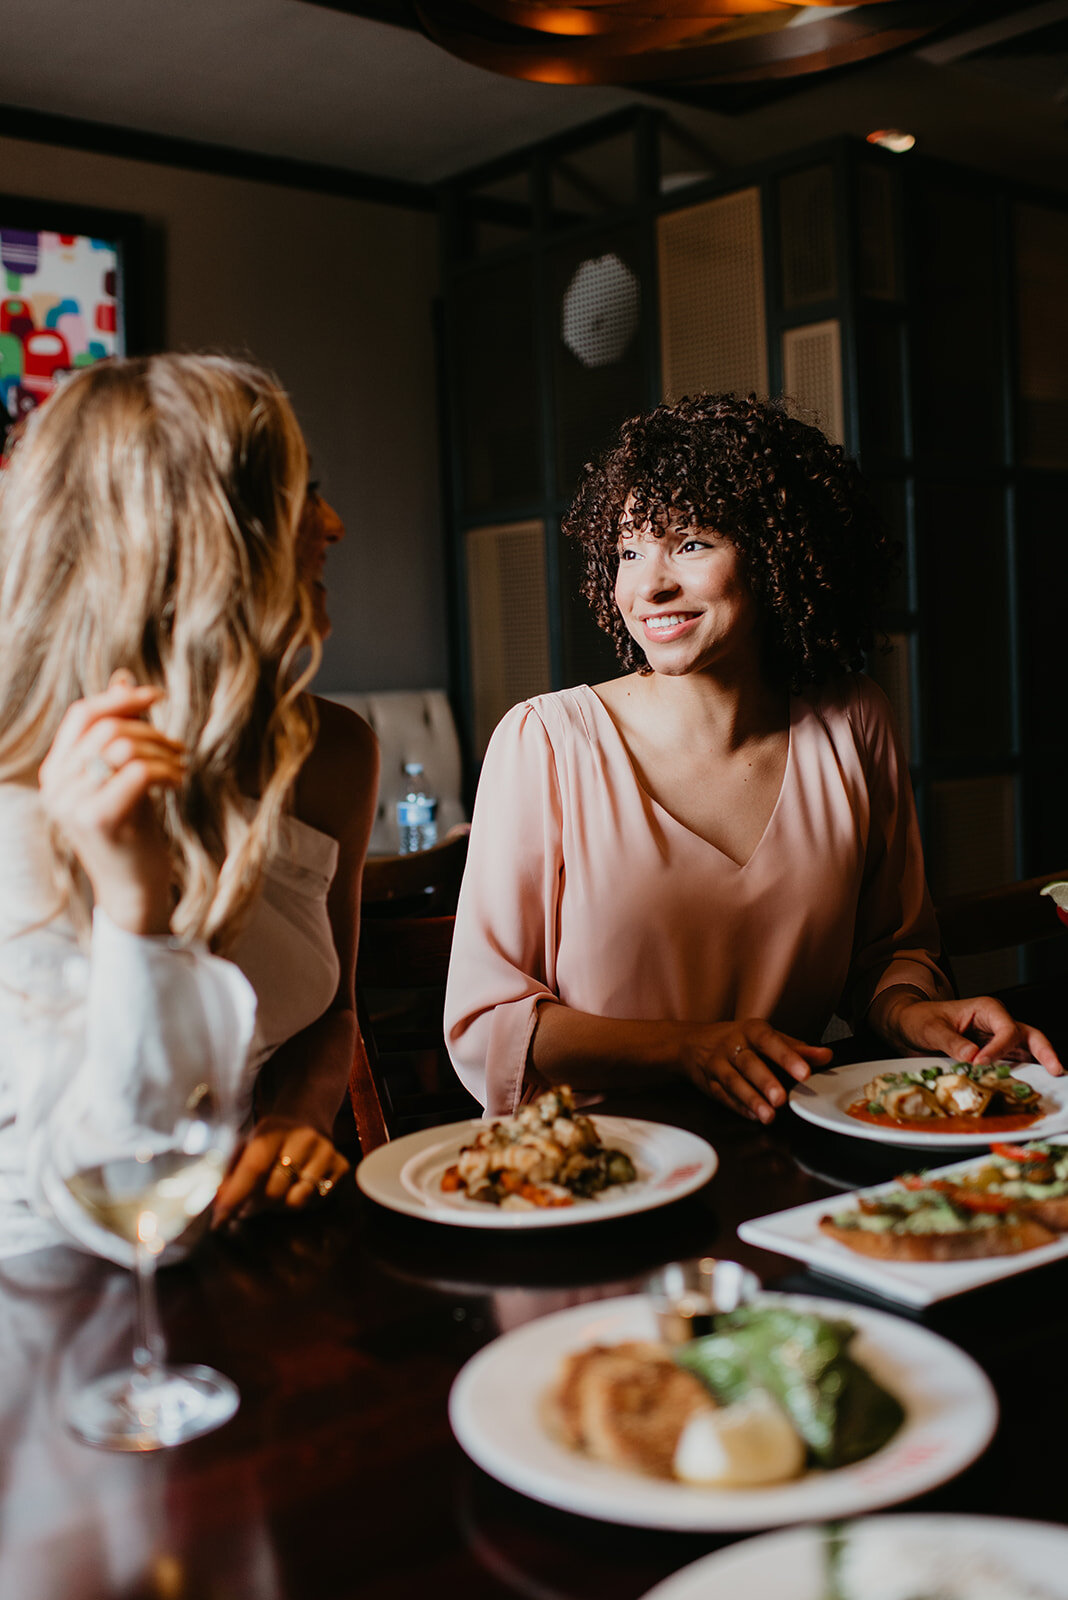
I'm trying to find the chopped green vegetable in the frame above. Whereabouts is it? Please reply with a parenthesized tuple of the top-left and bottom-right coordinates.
(677, 1305, 904, 1470)
(866, 1102, 886, 1114)
(605, 1151, 637, 1184)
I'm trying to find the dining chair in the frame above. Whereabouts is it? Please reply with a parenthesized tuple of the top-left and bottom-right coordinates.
(934, 868, 1068, 962)
(933, 868, 1068, 1056)
(348, 829, 479, 1155)
(324, 689, 467, 855)
(360, 825, 470, 918)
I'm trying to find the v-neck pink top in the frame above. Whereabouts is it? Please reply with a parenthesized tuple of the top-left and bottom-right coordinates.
(444, 676, 950, 1116)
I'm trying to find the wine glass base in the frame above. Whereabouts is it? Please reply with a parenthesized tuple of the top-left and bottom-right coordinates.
(67, 1363, 239, 1451)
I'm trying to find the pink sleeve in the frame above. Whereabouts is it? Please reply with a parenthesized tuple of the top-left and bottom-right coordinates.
(842, 678, 953, 1024)
(444, 703, 564, 1116)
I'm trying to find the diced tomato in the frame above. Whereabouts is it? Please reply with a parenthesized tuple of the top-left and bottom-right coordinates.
(498, 1170, 525, 1193)
(519, 1183, 572, 1208)
(953, 1190, 1015, 1214)
(440, 1166, 463, 1191)
(900, 1174, 1014, 1212)
(990, 1142, 1045, 1162)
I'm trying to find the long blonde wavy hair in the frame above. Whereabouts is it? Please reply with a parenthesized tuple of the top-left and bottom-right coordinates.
(0, 353, 321, 950)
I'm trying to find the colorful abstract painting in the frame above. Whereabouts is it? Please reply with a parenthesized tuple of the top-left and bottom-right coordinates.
(0, 226, 122, 430)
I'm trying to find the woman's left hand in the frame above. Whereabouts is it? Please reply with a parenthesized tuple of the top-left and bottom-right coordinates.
(878, 991, 1063, 1075)
(212, 1115, 350, 1226)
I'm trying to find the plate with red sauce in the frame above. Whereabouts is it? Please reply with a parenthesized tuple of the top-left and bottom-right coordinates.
(789, 1058, 1068, 1149)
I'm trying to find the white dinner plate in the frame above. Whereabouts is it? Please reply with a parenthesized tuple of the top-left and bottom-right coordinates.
(639, 1515, 1068, 1600)
(355, 1117, 717, 1228)
(447, 1293, 996, 1530)
(789, 1058, 1068, 1149)
(738, 1148, 1068, 1307)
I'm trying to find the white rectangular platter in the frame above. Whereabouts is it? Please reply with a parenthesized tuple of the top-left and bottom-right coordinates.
(738, 1154, 1068, 1308)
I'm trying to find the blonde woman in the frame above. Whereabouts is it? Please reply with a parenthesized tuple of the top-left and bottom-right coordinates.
(0, 354, 377, 1258)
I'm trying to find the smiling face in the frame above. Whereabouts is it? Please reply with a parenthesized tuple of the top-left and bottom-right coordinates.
(296, 487, 345, 639)
(614, 498, 761, 680)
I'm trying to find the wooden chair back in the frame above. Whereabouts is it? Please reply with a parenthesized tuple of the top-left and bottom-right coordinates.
(933, 870, 1068, 1057)
(361, 826, 469, 918)
(348, 829, 477, 1155)
(935, 869, 1068, 960)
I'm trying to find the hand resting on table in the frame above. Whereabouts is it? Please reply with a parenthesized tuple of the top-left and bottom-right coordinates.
(213, 1116, 351, 1226)
(679, 1019, 831, 1124)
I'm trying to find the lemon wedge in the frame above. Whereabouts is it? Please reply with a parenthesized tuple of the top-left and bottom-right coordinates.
(673, 1388, 805, 1487)
(1040, 881, 1068, 926)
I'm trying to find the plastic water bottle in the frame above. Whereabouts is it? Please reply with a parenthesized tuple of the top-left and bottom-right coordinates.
(396, 762, 438, 854)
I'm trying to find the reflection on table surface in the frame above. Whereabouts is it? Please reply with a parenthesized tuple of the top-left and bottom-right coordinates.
(1, 1062, 1066, 1600)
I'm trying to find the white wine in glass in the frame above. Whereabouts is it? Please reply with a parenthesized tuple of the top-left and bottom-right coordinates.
(63, 1096, 239, 1451)
(65, 1147, 230, 1248)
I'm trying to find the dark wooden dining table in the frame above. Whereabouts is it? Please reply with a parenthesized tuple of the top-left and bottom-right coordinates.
(2, 1030, 1066, 1600)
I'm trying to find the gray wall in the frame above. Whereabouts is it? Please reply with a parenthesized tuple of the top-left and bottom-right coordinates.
(0, 135, 446, 693)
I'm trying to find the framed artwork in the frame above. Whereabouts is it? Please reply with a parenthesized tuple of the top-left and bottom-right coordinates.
(0, 194, 145, 450)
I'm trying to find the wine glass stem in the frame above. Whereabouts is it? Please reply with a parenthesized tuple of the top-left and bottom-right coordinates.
(133, 1241, 167, 1387)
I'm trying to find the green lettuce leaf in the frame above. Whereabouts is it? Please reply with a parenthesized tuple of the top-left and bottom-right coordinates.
(677, 1305, 904, 1469)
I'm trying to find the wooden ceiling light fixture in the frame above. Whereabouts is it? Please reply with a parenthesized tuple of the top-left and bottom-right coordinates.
(411, 0, 976, 87)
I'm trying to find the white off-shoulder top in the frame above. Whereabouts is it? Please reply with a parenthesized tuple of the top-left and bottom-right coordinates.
(0, 784, 338, 1260)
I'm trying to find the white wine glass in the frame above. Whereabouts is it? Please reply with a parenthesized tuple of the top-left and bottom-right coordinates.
(59, 1079, 240, 1451)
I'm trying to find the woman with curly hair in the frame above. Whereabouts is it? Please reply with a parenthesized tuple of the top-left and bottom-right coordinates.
(445, 393, 1060, 1120)
(0, 353, 377, 1257)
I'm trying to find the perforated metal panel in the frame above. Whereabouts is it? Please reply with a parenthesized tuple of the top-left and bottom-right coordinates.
(782, 320, 844, 445)
(658, 187, 768, 402)
(778, 164, 837, 308)
(561, 253, 640, 370)
(551, 226, 646, 496)
(866, 634, 913, 763)
(464, 520, 552, 757)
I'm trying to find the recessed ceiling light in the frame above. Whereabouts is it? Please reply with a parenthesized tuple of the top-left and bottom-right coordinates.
(866, 129, 916, 154)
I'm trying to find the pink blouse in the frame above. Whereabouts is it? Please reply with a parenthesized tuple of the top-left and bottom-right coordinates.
(444, 676, 951, 1116)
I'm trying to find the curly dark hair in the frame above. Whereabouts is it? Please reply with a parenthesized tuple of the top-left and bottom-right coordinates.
(563, 392, 894, 692)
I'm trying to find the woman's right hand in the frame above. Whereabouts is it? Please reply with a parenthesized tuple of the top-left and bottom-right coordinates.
(680, 1019, 831, 1124)
(38, 674, 186, 936)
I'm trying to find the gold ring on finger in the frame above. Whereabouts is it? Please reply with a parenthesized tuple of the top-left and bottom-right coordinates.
(732, 1043, 744, 1058)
